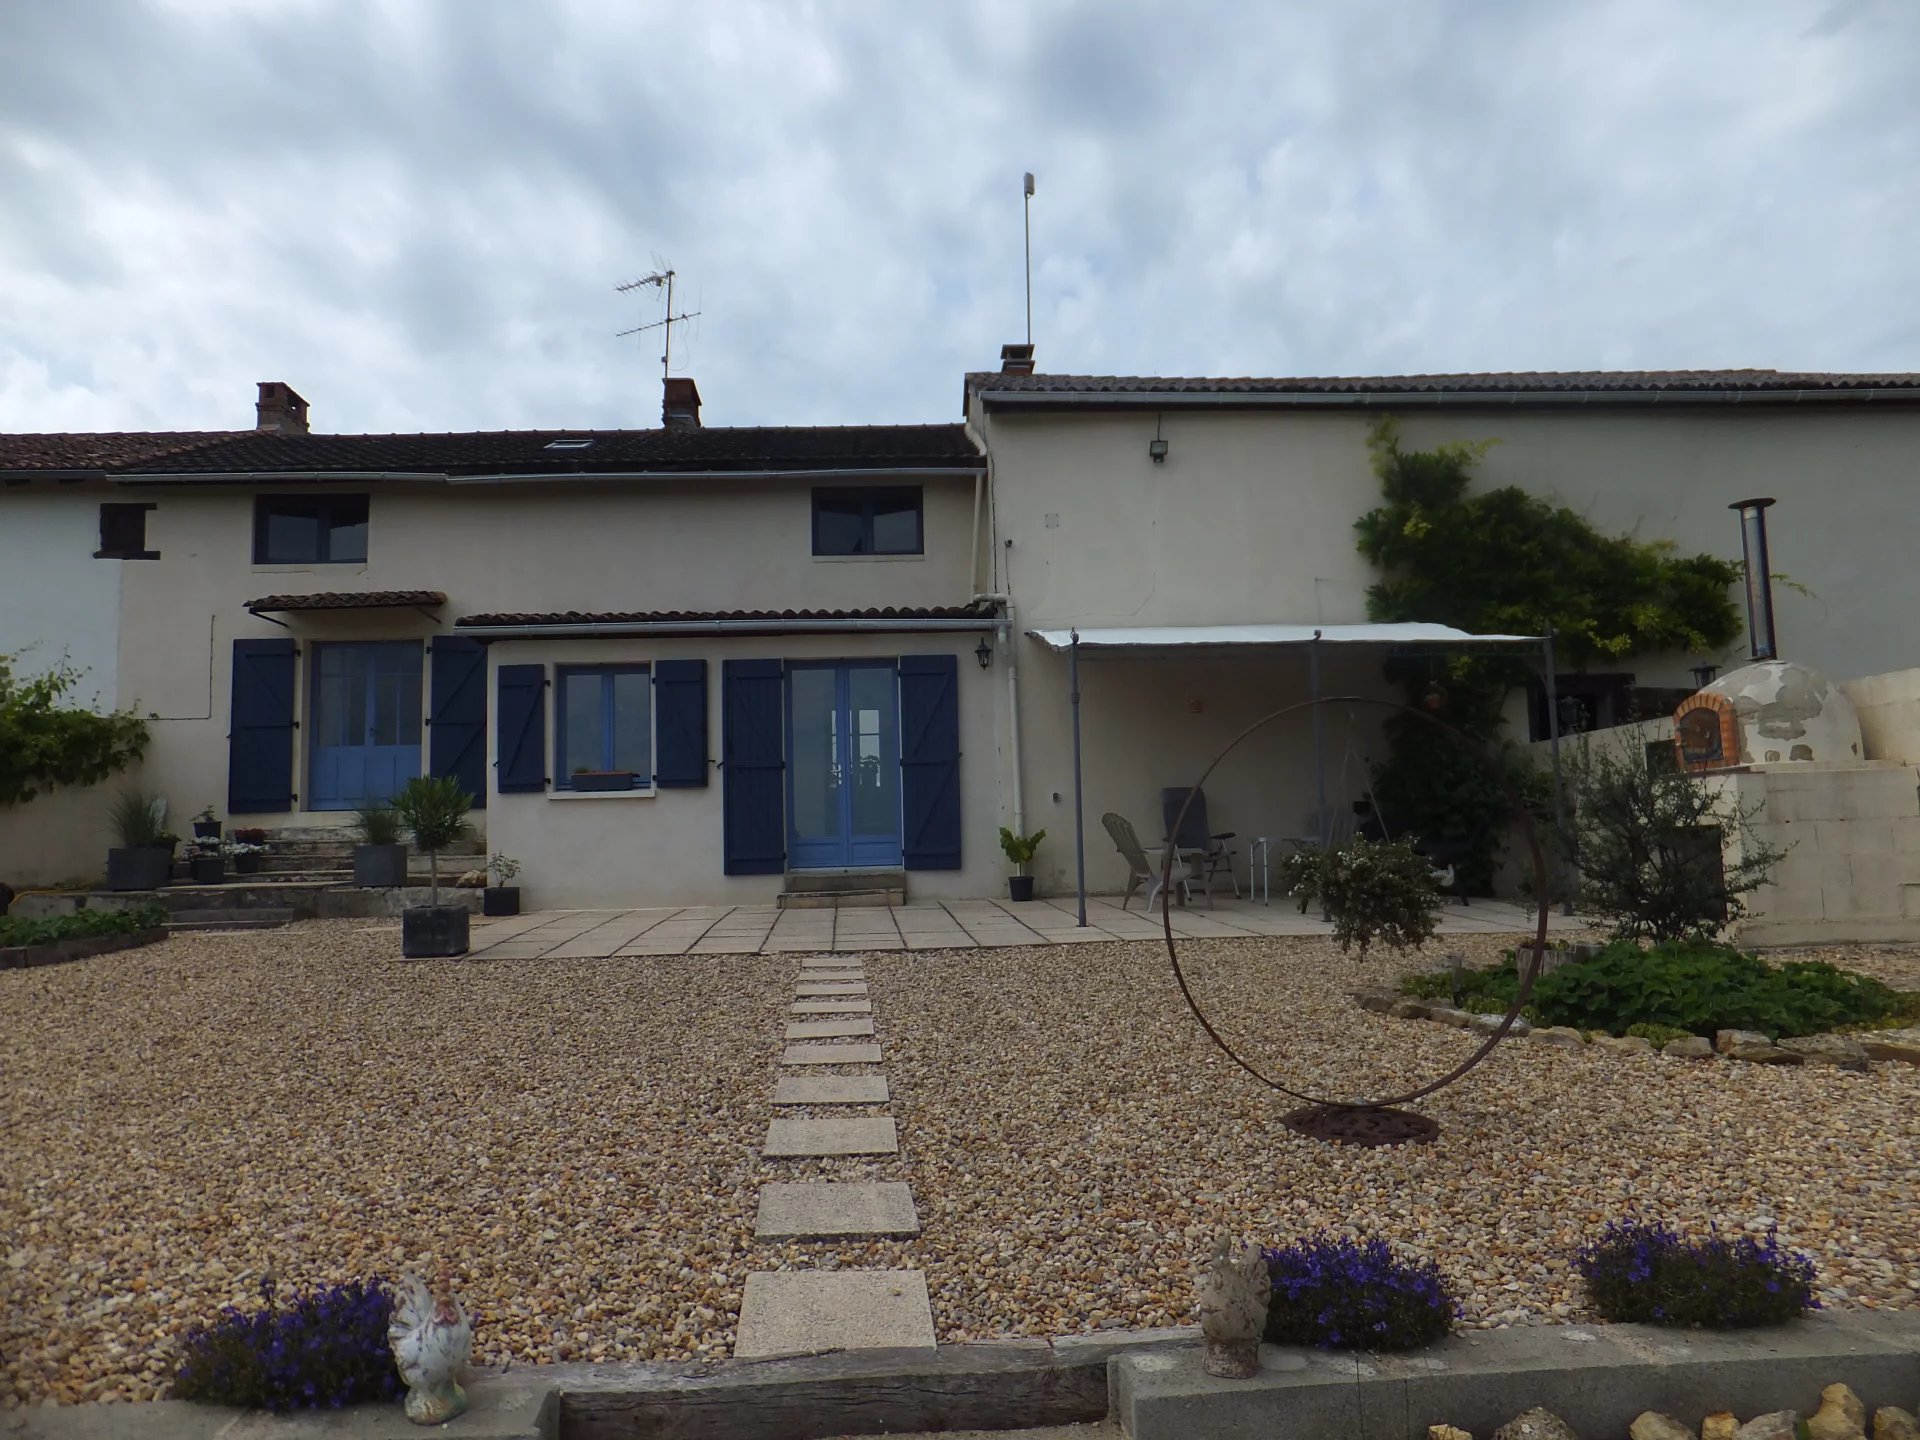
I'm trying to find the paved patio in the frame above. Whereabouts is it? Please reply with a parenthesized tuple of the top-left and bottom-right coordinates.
(466, 895, 1584, 959)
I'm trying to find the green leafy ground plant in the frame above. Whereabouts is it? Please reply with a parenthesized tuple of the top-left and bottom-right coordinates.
(0, 904, 167, 947)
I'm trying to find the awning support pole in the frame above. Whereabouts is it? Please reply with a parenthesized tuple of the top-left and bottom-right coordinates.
(1070, 628, 1088, 927)
(1310, 631, 1328, 845)
(1543, 629, 1573, 916)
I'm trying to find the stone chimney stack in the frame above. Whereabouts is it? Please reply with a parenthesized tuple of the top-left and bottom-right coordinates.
(256, 381, 310, 436)
(662, 377, 703, 430)
(999, 343, 1036, 376)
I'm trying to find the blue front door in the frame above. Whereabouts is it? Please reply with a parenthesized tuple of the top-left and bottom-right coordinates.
(310, 642, 424, 810)
(788, 662, 902, 869)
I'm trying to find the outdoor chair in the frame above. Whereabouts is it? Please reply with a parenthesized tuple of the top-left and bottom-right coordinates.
(1160, 787, 1239, 899)
(1102, 811, 1193, 911)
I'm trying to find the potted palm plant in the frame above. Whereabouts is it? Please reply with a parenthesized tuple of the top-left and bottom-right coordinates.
(352, 803, 409, 887)
(483, 853, 521, 916)
(106, 788, 173, 891)
(391, 775, 475, 958)
(999, 826, 1046, 902)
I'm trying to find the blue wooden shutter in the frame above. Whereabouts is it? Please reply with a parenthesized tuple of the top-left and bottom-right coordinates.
(429, 637, 488, 808)
(654, 659, 708, 787)
(723, 659, 785, 875)
(899, 653, 961, 870)
(496, 664, 547, 793)
(228, 638, 297, 813)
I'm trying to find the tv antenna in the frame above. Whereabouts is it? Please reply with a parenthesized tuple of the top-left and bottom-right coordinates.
(616, 269, 701, 381)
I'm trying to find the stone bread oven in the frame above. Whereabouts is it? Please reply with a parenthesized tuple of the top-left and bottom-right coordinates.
(1673, 660, 1863, 773)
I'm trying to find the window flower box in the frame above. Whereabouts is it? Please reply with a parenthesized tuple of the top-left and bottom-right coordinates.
(570, 770, 637, 792)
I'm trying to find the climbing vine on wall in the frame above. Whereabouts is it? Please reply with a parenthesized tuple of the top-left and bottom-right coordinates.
(0, 654, 149, 808)
(1352, 419, 1743, 889)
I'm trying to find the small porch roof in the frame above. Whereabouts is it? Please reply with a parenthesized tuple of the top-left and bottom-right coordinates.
(245, 590, 446, 614)
(1026, 622, 1540, 651)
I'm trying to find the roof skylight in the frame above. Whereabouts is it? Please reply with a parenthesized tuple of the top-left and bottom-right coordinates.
(544, 438, 595, 450)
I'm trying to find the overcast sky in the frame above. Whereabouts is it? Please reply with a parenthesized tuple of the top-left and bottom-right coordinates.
(1, 0, 1914, 434)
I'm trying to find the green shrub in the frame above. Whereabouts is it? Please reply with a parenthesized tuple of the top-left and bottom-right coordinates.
(1397, 941, 1912, 1039)
(0, 904, 167, 947)
(107, 788, 167, 848)
(1279, 837, 1442, 955)
(352, 804, 404, 846)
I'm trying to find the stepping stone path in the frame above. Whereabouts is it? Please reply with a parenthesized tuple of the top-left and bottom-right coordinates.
(738, 953, 937, 1356)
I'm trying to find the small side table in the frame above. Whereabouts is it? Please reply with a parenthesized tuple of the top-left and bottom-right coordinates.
(1250, 836, 1316, 905)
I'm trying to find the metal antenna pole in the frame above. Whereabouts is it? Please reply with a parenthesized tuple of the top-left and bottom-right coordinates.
(1023, 172, 1035, 346)
(1070, 627, 1087, 928)
(616, 268, 701, 376)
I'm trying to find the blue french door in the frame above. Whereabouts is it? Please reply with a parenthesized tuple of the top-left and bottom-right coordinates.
(787, 663, 902, 869)
(309, 642, 424, 810)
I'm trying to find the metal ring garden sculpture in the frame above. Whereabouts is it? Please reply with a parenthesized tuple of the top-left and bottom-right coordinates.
(1159, 694, 1553, 1145)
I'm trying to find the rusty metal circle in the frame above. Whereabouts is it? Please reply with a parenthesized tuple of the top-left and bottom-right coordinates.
(1159, 693, 1551, 1113)
(1280, 1104, 1440, 1147)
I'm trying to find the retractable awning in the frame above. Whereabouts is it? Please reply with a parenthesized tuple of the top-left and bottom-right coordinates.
(1027, 622, 1540, 650)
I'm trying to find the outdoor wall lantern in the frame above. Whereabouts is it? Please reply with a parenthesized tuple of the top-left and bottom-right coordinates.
(1690, 662, 1720, 689)
(1148, 413, 1168, 463)
(975, 635, 994, 669)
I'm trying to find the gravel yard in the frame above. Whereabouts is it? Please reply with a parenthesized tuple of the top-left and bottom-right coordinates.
(6, 922, 1918, 1408)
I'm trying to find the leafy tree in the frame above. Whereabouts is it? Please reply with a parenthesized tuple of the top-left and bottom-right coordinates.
(1353, 420, 1743, 889)
(0, 653, 148, 807)
(1559, 739, 1786, 943)
(390, 775, 474, 905)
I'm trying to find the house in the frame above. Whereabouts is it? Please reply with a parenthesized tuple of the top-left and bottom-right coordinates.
(965, 359, 1920, 902)
(0, 380, 1002, 907)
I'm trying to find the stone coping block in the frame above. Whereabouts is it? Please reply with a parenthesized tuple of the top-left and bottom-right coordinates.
(1113, 1311, 1920, 1440)
(754, 1180, 920, 1239)
(782, 1042, 883, 1065)
(772, 1074, 890, 1105)
(800, 955, 866, 969)
(764, 1116, 898, 1156)
(786, 1018, 876, 1039)
(795, 982, 869, 996)
(734, 1270, 935, 1359)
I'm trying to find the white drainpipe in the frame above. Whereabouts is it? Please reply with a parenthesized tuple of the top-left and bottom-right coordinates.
(971, 592, 1023, 839)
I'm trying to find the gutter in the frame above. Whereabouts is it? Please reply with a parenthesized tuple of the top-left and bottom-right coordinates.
(975, 387, 1920, 411)
(103, 465, 985, 487)
(454, 616, 998, 640)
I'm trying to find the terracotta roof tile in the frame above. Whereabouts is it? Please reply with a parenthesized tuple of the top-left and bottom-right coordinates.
(456, 604, 997, 629)
(246, 591, 446, 612)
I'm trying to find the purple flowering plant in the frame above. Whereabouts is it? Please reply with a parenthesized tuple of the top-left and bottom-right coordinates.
(1262, 1234, 1458, 1350)
(1574, 1219, 1819, 1328)
(172, 1276, 404, 1412)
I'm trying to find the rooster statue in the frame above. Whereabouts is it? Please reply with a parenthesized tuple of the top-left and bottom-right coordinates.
(1196, 1236, 1270, 1379)
(389, 1273, 474, 1424)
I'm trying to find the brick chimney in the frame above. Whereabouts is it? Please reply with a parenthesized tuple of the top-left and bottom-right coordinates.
(662, 376, 702, 430)
(999, 343, 1036, 376)
(256, 381, 310, 436)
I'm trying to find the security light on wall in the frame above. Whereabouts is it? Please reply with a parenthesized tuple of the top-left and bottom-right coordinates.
(1149, 413, 1168, 463)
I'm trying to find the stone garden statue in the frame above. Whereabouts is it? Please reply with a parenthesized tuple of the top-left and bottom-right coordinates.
(389, 1273, 474, 1424)
(1196, 1236, 1270, 1378)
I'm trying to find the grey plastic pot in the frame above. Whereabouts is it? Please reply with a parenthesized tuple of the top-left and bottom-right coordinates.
(403, 905, 470, 958)
(353, 843, 409, 888)
(106, 847, 172, 892)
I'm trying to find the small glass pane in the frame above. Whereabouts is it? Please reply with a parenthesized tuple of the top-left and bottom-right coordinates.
(847, 668, 898, 838)
(263, 505, 321, 563)
(326, 499, 369, 563)
(870, 493, 921, 554)
(611, 671, 651, 779)
(562, 673, 604, 780)
(789, 668, 839, 837)
(813, 495, 868, 555)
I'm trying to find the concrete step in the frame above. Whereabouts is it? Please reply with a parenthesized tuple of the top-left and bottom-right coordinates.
(779, 888, 905, 909)
(166, 908, 296, 933)
(784, 868, 906, 894)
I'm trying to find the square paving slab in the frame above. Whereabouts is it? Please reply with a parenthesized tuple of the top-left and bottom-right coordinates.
(754, 1181, 920, 1239)
(795, 982, 869, 996)
(764, 1116, 898, 1156)
(800, 955, 865, 969)
(773, 1074, 890, 1105)
(782, 1043, 883, 1065)
(786, 1018, 876, 1040)
(733, 1269, 935, 1357)
(790, 999, 874, 1014)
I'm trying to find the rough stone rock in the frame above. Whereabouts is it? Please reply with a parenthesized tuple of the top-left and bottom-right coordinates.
(1354, 990, 1400, 1014)
(1391, 999, 1436, 1020)
(1702, 1416, 1739, 1440)
(1470, 1013, 1532, 1038)
(1779, 1034, 1871, 1072)
(1593, 1035, 1655, 1055)
(1428, 1006, 1474, 1028)
(1717, 1028, 1771, 1054)
(1734, 1413, 1803, 1440)
(1724, 1040, 1805, 1065)
(1631, 1414, 1697, 1440)
(1430, 1428, 1475, 1440)
(1664, 1036, 1715, 1059)
(1806, 1384, 1868, 1440)
(1529, 1026, 1586, 1050)
(1874, 1406, 1920, 1440)
(1492, 1408, 1580, 1440)
(454, 869, 486, 889)
(1856, 1027, 1920, 1064)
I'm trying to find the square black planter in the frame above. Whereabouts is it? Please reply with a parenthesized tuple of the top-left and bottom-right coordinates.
(482, 886, 521, 917)
(1007, 874, 1036, 902)
(191, 821, 222, 841)
(234, 855, 263, 875)
(189, 855, 227, 885)
(106, 847, 172, 892)
(569, 771, 636, 792)
(403, 905, 470, 958)
(353, 843, 409, 888)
